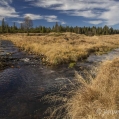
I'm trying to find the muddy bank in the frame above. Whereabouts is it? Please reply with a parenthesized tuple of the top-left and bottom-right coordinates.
(1, 39, 119, 119)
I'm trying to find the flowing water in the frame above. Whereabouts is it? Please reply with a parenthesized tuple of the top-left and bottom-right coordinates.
(0, 40, 119, 119)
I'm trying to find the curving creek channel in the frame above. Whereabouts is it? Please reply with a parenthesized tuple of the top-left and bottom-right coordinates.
(0, 40, 119, 119)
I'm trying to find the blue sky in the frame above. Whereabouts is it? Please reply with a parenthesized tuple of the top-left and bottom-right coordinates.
(1, 0, 119, 28)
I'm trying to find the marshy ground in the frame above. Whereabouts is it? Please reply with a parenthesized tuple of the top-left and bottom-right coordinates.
(1, 33, 119, 119)
(1, 33, 119, 65)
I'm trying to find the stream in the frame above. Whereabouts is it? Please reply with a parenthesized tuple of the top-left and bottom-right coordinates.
(0, 40, 119, 119)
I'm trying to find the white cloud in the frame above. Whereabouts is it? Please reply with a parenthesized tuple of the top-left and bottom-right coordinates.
(99, 5, 119, 25)
(63, 10, 97, 18)
(26, 0, 119, 26)
(44, 15, 59, 22)
(24, 14, 43, 20)
(61, 21, 66, 25)
(0, 0, 19, 20)
(13, 20, 23, 24)
(23, 13, 66, 24)
(88, 20, 103, 25)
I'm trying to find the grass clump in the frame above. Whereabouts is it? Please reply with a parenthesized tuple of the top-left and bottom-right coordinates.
(43, 58, 119, 119)
(68, 62, 76, 68)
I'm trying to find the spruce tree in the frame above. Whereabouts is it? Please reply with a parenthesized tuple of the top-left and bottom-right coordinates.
(2, 18, 5, 33)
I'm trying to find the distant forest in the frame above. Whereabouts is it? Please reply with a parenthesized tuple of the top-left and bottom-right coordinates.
(0, 18, 119, 36)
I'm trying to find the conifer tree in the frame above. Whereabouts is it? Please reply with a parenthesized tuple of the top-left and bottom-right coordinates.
(1, 18, 5, 33)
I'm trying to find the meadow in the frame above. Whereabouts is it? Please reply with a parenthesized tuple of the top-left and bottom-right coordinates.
(1, 33, 119, 65)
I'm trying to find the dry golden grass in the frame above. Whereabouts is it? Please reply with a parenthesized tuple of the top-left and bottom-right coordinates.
(66, 59, 119, 119)
(1, 33, 119, 65)
(43, 58, 119, 119)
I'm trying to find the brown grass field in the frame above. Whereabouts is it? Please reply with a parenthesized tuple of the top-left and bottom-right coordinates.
(65, 59, 119, 119)
(44, 58, 119, 119)
(0, 33, 119, 65)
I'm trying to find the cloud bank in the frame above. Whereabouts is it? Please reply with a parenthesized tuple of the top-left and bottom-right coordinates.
(0, 0, 19, 20)
(0, 0, 65, 24)
(25, 0, 119, 26)
(23, 13, 65, 24)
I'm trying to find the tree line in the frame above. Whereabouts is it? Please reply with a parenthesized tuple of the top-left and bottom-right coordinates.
(0, 17, 119, 36)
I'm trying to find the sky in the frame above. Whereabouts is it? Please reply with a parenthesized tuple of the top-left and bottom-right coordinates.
(0, 0, 119, 28)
